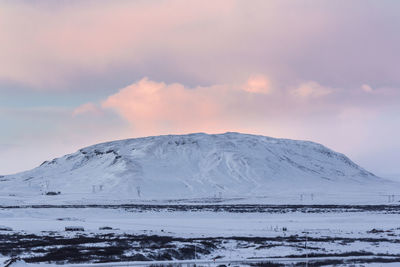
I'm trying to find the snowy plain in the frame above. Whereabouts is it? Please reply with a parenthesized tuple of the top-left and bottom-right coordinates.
(1, 133, 400, 266)
(1, 204, 400, 266)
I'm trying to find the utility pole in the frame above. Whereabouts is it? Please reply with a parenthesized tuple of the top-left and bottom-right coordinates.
(387, 194, 395, 203)
(305, 233, 308, 267)
(302, 230, 312, 267)
(194, 243, 197, 264)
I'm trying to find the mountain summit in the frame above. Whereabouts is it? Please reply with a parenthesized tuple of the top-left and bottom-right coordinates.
(1, 132, 390, 202)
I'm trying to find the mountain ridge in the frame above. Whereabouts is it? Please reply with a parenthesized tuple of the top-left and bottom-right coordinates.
(1, 132, 394, 203)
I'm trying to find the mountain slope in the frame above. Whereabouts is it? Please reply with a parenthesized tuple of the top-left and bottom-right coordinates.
(0, 132, 393, 202)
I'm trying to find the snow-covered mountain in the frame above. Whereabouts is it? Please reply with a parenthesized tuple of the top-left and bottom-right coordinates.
(0, 132, 395, 202)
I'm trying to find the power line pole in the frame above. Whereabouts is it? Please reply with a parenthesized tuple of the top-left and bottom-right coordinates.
(305, 233, 308, 267)
(194, 243, 197, 264)
(302, 230, 312, 267)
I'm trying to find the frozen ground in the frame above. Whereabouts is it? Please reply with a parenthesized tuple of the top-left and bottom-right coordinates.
(1, 204, 400, 266)
(2, 133, 400, 266)
(1, 192, 399, 206)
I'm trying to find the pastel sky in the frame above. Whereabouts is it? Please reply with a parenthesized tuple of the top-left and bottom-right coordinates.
(1, 0, 400, 177)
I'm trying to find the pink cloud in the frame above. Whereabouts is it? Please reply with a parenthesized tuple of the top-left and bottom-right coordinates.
(0, 1, 238, 88)
(97, 76, 388, 140)
(4, 1, 398, 90)
(242, 75, 271, 94)
(101, 78, 237, 135)
(94, 76, 400, 164)
(291, 81, 332, 98)
(100, 75, 317, 138)
(72, 103, 102, 116)
(361, 84, 373, 93)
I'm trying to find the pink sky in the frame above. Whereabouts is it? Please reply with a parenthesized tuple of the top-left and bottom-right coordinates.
(0, 1, 399, 177)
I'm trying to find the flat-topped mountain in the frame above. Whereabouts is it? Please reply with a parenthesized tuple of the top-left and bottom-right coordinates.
(0, 132, 392, 202)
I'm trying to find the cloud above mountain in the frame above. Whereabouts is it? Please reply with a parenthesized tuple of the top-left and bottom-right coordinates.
(73, 76, 400, 147)
(1, 1, 399, 90)
(1, 0, 400, 177)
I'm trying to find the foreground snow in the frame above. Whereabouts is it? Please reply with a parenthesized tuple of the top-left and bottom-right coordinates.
(1, 205, 400, 265)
